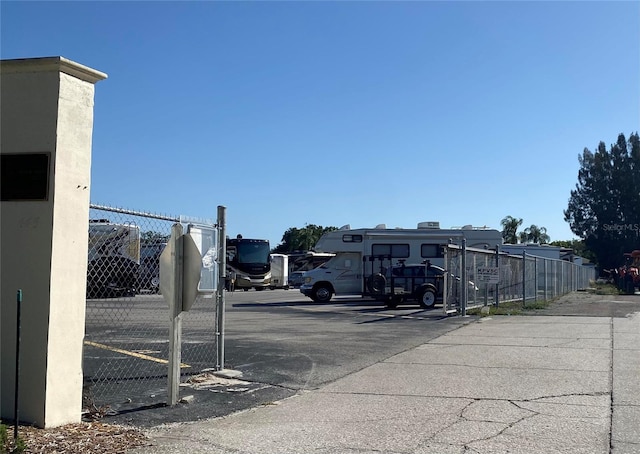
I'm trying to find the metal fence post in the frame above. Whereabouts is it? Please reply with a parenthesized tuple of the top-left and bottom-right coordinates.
(543, 259, 548, 301)
(532, 258, 536, 302)
(522, 251, 526, 307)
(216, 205, 227, 371)
(461, 239, 467, 316)
(442, 245, 449, 314)
(494, 248, 499, 307)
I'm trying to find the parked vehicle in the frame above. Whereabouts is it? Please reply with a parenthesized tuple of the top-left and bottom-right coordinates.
(617, 250, 640, 295)
(87, 219, 141, 298)
(289, 271, 306, 288)
(269, 253, 289, 289)
(227, 235, 271, 291)
(369, 261, 477, 309)
(138, 241, 167, 293)
(300, 222, 501, 303)
(288, 251, 336, 272)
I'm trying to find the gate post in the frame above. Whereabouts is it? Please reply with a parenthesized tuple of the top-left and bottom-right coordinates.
(216, 206, 227, 371)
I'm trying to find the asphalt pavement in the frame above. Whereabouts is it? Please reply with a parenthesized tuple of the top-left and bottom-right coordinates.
(127, 292, 640, 454)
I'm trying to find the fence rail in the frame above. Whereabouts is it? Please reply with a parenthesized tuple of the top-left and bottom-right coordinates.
(443, 244, 597, 314)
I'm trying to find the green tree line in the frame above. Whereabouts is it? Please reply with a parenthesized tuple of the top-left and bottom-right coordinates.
(564, 132, 640, 271)
(271, 224, 338, 253)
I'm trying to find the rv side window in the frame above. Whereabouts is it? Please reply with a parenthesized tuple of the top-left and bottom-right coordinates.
(421, 244, 444, 258)
(371, 244, 409, 258)
(342, 234, 363, 243)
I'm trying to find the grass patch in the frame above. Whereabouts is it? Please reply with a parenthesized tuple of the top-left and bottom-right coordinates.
(591, 283, 620, 295)
(467, 299, 551, 316)
(1, 422, 26, 454)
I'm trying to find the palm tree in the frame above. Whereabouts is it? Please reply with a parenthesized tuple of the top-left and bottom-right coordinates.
(500, 216, 523, 244)
(519, 225, 550, 244)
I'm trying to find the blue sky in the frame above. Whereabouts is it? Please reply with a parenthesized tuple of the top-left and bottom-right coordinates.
(2, 1, 639, 248)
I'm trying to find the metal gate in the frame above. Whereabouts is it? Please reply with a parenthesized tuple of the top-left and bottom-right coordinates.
(83, 204, 219, 416)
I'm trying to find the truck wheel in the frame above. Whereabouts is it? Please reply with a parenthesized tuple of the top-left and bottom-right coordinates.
(312, 285, 333, 303)
(419, 288, 437, 309)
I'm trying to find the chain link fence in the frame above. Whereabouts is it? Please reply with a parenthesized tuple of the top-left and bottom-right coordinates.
(443, 244, 596, 314)
(83, 204, 219, 415)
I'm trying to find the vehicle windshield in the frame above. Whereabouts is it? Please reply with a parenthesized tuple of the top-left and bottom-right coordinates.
(236, 242, 270, 264)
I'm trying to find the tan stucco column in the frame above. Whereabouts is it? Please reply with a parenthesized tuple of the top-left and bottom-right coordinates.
(1, 57, 107, 428)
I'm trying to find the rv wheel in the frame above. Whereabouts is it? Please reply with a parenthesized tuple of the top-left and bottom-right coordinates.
(312, 285, 333, 303)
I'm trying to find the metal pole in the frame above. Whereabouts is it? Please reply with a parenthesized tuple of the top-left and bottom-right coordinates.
(522, 251, 526, 307)
(543, 259, 548, 301)
(442, 246, 449, 314)
(461, 239, 467, 316)
(14, 289, 22, 440)
(494, 247, 499, 307)
(534, 257, 538, 302)
(216, 206, 227, 371)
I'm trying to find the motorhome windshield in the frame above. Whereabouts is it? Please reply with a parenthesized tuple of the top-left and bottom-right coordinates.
(236, 241, 270, 264)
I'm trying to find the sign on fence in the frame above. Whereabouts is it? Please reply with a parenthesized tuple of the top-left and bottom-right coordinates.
(477, 266, 499, 284)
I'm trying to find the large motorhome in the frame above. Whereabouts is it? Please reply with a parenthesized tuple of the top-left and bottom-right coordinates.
(288, 251, 336, 272)
(227, 235, 271, 291)
(300, 222, 502, 303)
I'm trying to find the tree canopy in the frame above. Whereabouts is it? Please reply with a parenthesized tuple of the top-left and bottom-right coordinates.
(500, 216, 550, 244)
(518, 225, 550, 244)
(500, 216, 523, 244)
(141, 230, 170, 243)
(564, 132, 640, 271)
(271, 224, 338, 253)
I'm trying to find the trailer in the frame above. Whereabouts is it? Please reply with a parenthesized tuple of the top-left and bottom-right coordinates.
(300, 222, 502, 303)
(269, 253, 289, 289)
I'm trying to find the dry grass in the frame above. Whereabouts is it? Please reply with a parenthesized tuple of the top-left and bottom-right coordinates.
(2, 421, 150, 454)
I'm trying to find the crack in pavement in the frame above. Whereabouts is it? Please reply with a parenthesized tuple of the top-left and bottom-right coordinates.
(415, 391, 611, 453)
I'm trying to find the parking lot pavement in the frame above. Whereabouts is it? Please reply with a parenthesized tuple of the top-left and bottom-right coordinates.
(129, 292, 640, 454)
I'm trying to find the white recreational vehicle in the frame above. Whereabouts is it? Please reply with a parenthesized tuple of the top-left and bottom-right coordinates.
(299, 222, 502, 303)
(269, 253, 289, 289)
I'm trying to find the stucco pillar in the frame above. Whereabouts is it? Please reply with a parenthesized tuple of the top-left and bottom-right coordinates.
(0, 57, 107, 428)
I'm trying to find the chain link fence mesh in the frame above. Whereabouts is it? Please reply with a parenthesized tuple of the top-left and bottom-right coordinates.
(83, 204, 218, 415)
